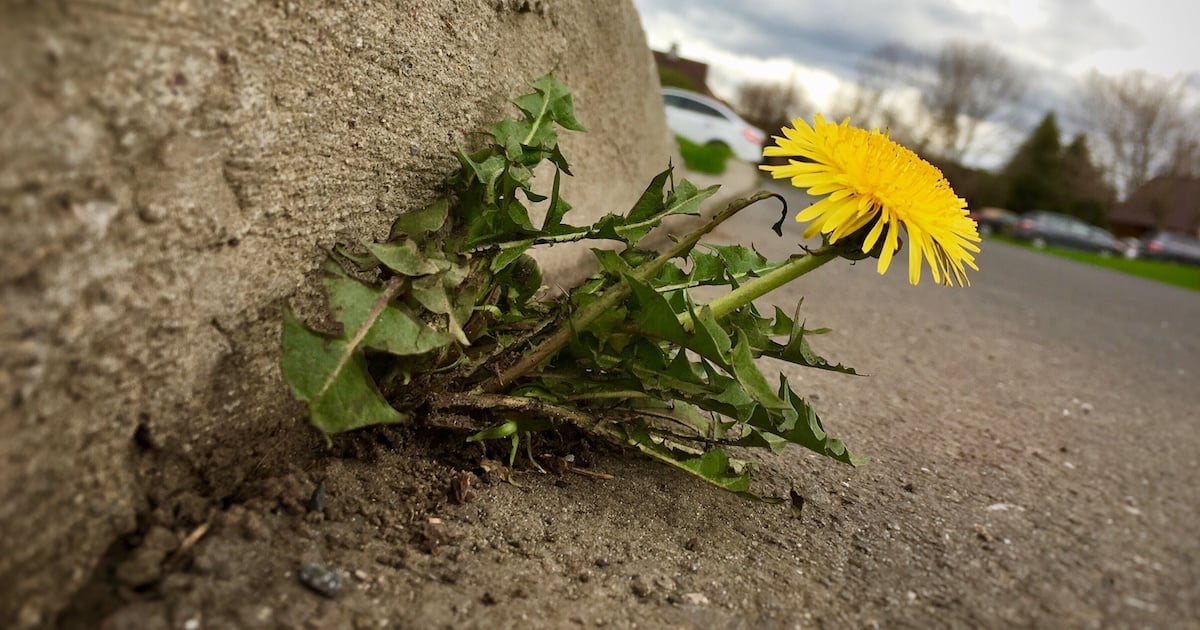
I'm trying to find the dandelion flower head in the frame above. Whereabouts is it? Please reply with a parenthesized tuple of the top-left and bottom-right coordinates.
(761, 114, 980, 286)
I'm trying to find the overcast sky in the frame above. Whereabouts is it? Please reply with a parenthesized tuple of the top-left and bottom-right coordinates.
(632, 0, 1200, 166)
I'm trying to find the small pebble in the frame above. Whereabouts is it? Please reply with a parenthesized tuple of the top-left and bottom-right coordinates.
(307, 483, 327, 513)
(298, 564, 344, 598)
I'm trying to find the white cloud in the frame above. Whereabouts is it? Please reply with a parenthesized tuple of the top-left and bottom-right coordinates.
(633, 0, 1194, 169)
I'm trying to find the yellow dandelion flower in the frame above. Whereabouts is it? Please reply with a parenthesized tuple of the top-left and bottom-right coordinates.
(760, 114, 980, 286)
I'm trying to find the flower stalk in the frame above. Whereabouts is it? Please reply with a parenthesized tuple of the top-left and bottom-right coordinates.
(678, 247, 837, 331)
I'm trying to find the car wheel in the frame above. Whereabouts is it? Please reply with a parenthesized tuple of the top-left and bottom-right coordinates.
(1098, 249, 1113, 258)
(978, 224, 993, 237)
(1031, 237, 1047, 249)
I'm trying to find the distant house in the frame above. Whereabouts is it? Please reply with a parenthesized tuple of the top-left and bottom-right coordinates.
(652, 44, 715, 97)
(1108, 176, 1200, 238)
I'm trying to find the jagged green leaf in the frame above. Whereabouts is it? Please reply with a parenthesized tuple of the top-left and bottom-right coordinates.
(582, 173, 719, 248)
(625, 168, 673, 223)
(624, 424, 750, 492)
(547, 143, 574, 175)
(457, 150, 506, 195)
(412, 273, 470, 345)
(762, 319, 859, 375)
(494, 253, 543, 308)
(492, 240, 535, 273)
(490, 119, 533, 160)
(705, 374, 758, 422)
(689, 303, 734, 363)
(365, 240, 440, 277)
(592, 249, 632, 277)
(775, 377, 864, 465)
(731, 332, 789, 412)
(331, 243, 381, 272)
(504, 200, 536, 234)
(281, 311, 409, 434)
(704, 243, 770, 278)
(323, 266, 454, 356)
(541, 168, 573, 232)
(664, 179, 719, 218)
(390, 199, 449, 240)
(514, 74, 585, 133)
(624, 273, 690, 343)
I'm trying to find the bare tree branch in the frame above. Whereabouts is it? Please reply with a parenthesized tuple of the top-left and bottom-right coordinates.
(1076, 70, 1187, 196)
(828, 42, 931, 151)
(735, 78, 811, 135)
(829, 41, 1025, 161)
(924, 42, 1026, 162)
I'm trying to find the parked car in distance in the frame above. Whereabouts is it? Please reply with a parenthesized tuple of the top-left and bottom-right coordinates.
(1134, 231, 1200, 266)
(967, 207, 1019, 236)
(1011, 211, 1125, 256)
(661, 87, 765, 163)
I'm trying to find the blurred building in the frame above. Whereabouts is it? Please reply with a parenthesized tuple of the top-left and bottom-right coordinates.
(1108, 176, 1200, 238)
(652, 43, 714, 97)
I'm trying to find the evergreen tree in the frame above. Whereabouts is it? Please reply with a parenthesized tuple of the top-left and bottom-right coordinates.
(1004, 112, 1064, 212)
(1060, 134, 1114, 225)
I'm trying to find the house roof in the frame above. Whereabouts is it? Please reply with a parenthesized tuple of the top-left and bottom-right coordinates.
(652, 49, 713, 98)
(1109, 176, 1200, 235)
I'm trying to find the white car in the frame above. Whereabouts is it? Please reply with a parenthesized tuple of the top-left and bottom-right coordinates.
(661, 87, 765, 163)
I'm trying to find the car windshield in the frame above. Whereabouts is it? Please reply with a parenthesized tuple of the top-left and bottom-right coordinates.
(663, 92, 729, 120)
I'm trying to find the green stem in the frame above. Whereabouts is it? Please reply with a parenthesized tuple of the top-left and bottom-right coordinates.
(679, 248, 837, 331)
(479, 191, 783, 393)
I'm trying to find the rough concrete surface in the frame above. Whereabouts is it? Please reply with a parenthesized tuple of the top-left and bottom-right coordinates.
(0, 1, 673, 625)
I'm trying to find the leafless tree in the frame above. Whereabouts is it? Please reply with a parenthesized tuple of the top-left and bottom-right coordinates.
(828, 42, 930, 150)
(735, 78, 811, 135)
(1164, 106, 1200, 178)
(830, 42, 1025, 161)
(923, 42, 1026, 162)
(1076, 70, 1188, 196)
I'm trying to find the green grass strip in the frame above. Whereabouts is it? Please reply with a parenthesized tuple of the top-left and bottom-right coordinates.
(995, 236, 1200, 291)
(676, 135, 732, 175)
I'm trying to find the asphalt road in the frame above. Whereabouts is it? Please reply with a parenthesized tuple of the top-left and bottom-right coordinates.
(697, 177, 1200, 625)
